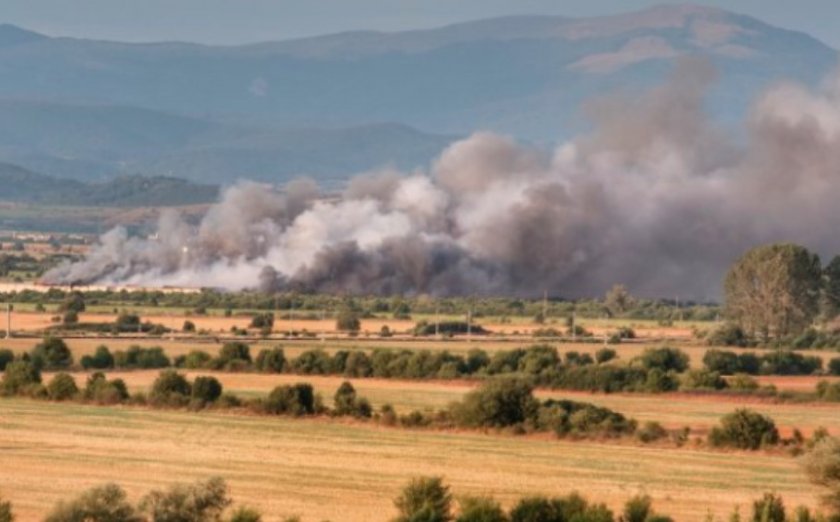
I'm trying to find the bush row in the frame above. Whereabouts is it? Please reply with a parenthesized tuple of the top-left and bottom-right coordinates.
(2, 474, 836, 522)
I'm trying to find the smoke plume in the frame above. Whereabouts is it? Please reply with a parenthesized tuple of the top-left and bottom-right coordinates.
(44, 59, 840, 299)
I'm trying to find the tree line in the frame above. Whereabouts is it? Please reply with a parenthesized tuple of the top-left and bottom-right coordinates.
(3, 340, 840, 401)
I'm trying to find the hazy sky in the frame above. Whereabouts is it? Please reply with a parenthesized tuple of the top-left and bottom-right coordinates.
(3, 0, 839, 48)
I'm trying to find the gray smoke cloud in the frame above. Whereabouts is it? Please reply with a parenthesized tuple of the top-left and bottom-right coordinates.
(44, 59, 840, 299)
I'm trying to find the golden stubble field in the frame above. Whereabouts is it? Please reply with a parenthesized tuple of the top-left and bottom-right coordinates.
(0, 397, 820, 522)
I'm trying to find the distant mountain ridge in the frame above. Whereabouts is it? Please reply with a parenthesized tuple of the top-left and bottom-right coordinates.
(0, 4, 837, 185)
(0, 162, 218, 206)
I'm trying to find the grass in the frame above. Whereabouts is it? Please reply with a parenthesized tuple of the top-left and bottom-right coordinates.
(0, 397, 820, 522)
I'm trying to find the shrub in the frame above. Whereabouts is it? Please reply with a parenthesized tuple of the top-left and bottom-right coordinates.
(62, 310, 79, 325)
(707, 324, 751, 347)
(709, 409, 779, 450)
(291, 349, 332, 375)
(150, 370, 191, 405)
(637, 347, 689, 373)
(31, 337, 73, 370)
(393, 477, 452, 522)
(0, 496, 11, 522)
(816, 381, 840, 402)
(249, 313, 274, 329)
(1, 359, 41, 395)
(254, 347, 286, 373)
(595, 348, 617, 364)
(636, 421, 668, 443)
(0, 349, 13, 371)
(760, 351, 822, 376)
(217, 342, 252, 370)
(229, 506, 263, 522)
(680, 369, 727, 391)
(182, 320, 196, 333)
(114, 346, 170, 369)
(264, 383, 316, 416)
(45, 483, 141, 522)
(176, 350, 213, 369)
(139, 477, 230, 522)
(47, 372, 79, 401)
(456, 496, 508, 522)
(191, 376, 223, 405)
(622, 495, 652, 522)
(80, 345, 115, 370)
(83, 373, 129, 404)
(642, 368, 679, 393)
(829, 358, 840, 376)
(343, 351, 373, 378)
(751, 493, 785, 522)
(509, 493, 597, 522)
(333, 381, 372, 418)
(729, 374, 760, 392)
(703, 349, 741, 375)
(451, 378, 539, 428)
(336, 309, 361, 332)
(803, 436, 840, 512)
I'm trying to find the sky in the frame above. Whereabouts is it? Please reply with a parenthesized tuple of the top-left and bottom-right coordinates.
(3, 0, 840, 49)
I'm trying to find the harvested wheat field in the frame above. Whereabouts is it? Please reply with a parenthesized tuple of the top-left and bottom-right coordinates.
(43, 370, 840, 436)
(0, 398, 819, 522)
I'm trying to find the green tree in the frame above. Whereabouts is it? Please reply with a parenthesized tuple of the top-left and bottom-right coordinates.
(823, 256, 840, 319)
(191, 376, 223, 405)
(724, 244, 822, 340)
(452, 378, 539, 428)
(45, 483, 141, 522)
(80, 345, 115, 370)
(394, 477, 452, 522)
(254, 347, 286, 373)
(151, 370, 191, 403)
(709, 409, 779, 450)
(31, 337, 73, 370)
(1, 359, 41, 395)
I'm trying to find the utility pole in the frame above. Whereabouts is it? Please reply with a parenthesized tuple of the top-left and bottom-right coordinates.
(288, 298, 294, 338)
(542, 290, 548, 323)
(434, 302, 440, 338)
(4, 303, 11, 339)
(466, 308, 472, 343)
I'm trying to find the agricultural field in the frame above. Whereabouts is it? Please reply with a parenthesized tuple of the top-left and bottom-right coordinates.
(0, 395, 820, 522)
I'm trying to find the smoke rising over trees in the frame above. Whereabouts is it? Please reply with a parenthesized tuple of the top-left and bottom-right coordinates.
(44, 58, 840, 299)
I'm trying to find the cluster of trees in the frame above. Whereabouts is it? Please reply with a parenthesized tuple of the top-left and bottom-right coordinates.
(1, 285, 718, 324)
(450, 378, 637, 440)
(703, 349, 826, 376)
(723, 243, 840, 342)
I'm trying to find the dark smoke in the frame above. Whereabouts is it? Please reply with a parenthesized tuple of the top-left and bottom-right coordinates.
(44, 59, 840, 299)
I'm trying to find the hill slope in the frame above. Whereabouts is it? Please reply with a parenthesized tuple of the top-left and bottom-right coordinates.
(0, 4, 835, 143)
(0, 162, 218, 206)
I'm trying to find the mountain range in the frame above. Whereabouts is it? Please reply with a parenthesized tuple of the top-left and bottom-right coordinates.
(0, 4, 837, 191)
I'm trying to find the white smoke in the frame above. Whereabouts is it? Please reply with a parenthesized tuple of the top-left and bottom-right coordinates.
(45, 59, 840, 299)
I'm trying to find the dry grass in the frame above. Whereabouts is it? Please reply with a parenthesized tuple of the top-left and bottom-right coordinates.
(0, 398, 819, 522)
(44, 370, 840, 436)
